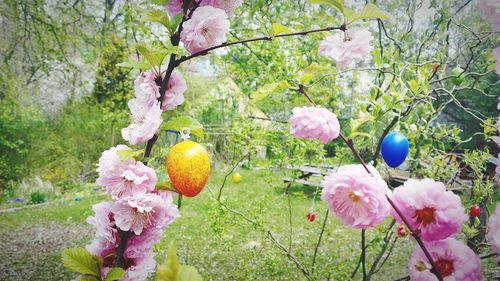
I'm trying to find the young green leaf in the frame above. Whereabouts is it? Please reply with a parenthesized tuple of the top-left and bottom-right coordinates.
(347, 3, 390, 23)
(272, 23, 292, 35)
(136, 43, 157, 68)
(156, 241, 181, 281)
(252, 80, 292, 102)
(152, 50, 170, 67)
(179, 265, 203, 281)
(163, 116, 204, 139)
(116, 61, 151, 70)
(150, 0, 169, 5)
(62, 248, 101, 277)
(409, 80, 419, 93)
(104, 267, 126, 281)
(143, 9, 171, 31)
(170, 14, 184, 34)
(117, 148, 135, 161)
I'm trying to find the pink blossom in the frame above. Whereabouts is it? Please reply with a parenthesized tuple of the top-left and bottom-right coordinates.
(200, 0, 242, 16)
(408, 238, 480, 281)
(100, 251, 156, 281)
(166, 0, 183, 17)
(161, 70, 187, 111)
(167, 0, 242, 17)
(86, 201, 118, 256)
(493, 46, 500, 75)
(321, 164, 390, 229)
(125, 191, 179, 259)
(487, 204, 500, 263)
(121, 100, 163, 145)
(389, 179, 467, 241)
(180, 6, 230, 54)
(134, 71, 159, 107)
(289, 106, 340, 144)
(318, 28, 373, 69)
(97, 145, 157, 199)
(111, 192, 177, 235)
(122, 251, 156, 281)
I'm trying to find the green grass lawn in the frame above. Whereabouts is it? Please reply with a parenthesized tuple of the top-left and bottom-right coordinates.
(1, 169, 497, 280)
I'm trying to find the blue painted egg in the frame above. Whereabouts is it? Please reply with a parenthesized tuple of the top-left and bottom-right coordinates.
(381, 132, 409, 168)
(74, 196, 81, 201)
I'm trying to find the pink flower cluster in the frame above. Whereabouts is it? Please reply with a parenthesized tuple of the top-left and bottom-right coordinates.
(289, 106, 340, 144)
(487, 204, 500, 263)
(167, 0, 242, 17)
(388, 179, 481, 279)
(321, 164, 390, 229)
(122, 69, 186, 145)
(180, 6, 230, 54)
(88, 145, 179, 280)
(318, 28, 373, 69)
(408, 238, 481, 281)
(389, 179, 467, 241)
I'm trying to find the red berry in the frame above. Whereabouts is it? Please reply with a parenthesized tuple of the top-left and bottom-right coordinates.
(469, 205, 481, 217)
(307, 212, 316, 222)
(396, 224, 409, 237)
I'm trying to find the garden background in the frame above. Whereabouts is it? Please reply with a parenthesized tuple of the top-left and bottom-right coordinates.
(1, 0, 500, 280)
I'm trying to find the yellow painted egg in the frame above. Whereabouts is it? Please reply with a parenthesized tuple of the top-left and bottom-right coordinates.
(166, 140, 210, 197)
(232, 172, 241, 184)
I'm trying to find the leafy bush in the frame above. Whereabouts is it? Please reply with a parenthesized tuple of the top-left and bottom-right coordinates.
(30, 191, 47, 204)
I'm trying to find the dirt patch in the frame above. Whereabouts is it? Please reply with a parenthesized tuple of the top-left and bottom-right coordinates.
(0, 222, 93, 281)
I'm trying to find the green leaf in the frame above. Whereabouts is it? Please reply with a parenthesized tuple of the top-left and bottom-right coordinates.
(62, 248, 101, 277)
(152, 50, 169, 67)
(347, 3, 390, 23)
(117, 148, 144, 161)
(170, 14, 184, 33)
(163, 116, 204, 139)
(104, 267, 126, 281)
(307, 0, 345, 14)
(117, 148, 134, 161)
(136, 43, 157, 68)
(156, 180, 178, 192)
(299, 63, 331, 84)
(156, 241, 181, 281)
(252, 80, 292, 102)
(272, 23, 292, 35)
(150, 0, 169, 5)
(116, 61, 151, 70)
(371, 49, 382, 66)
(474, 217, 481, 228)
(179, 265, 203, 281)
(409, 80, 419, 93)
(144, 9, 171, 30)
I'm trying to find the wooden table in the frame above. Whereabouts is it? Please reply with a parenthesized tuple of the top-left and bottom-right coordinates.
(283, 164, 336, 188)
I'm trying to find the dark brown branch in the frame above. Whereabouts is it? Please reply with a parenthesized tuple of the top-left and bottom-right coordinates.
(116, 230, 130, 268)
(177, 25, 346, 64)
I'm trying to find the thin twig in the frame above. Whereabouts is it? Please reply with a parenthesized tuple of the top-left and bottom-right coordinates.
(311, 209, 329, 275)
(217, 154, 247, 200)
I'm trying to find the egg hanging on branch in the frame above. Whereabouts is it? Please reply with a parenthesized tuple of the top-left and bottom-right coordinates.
(166, 129, 210, 197)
